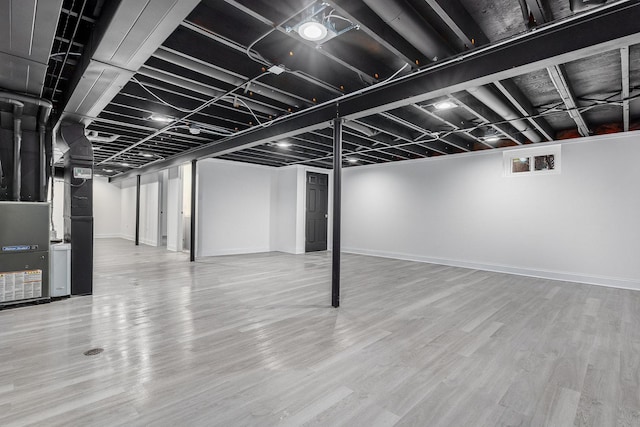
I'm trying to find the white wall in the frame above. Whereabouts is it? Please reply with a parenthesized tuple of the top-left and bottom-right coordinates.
(139, 173, 161, 246)
(50, 176, 121, 239)
(342, 132, 640, 290)
(166, 167, 182, 251)
(271, 166, 298, 253)
(118, 174, 161, 246)
(120, 178, 137, 241)
(196, 161, 333, 257)
(50, 178, 64, 240)
(197, 159, 275, 256)
(93, 176, 121, 238)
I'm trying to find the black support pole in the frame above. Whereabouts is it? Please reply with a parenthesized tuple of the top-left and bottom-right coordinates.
(190, 159, 197, 262)
(135, 174, 141, 246)
(332, 118, 342, 308)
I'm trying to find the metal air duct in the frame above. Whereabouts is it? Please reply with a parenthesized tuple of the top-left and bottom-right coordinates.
(0, 92, 53, 201)
(11, 101, 23, 201)
(467, 86, 541, 142)
(362, 0, 454, 61)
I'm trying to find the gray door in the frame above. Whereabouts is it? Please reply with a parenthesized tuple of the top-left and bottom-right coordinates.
(305, 172, 328, 252)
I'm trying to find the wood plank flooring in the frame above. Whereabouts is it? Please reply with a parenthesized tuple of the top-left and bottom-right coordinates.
(1, 238, 639, 426)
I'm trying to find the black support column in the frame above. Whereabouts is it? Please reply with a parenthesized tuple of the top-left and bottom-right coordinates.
(332, 118, 342, 308)
(190, 159, 197, 262)
(135, 174, 140, 246)
(60, 122, 94, 295)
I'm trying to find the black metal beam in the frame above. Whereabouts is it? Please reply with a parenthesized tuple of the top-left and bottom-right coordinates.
(332, 119, 342, 308)
(110, 1, 640, 182)
(190, 159, 197, 262)
(135, 174, 140, 246)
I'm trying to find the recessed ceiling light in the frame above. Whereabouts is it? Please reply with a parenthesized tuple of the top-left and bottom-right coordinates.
(149, 114, 173, 123)
(276, 141, 292, 148)
(434, 101, 456, 110)
(141, 153, 154, 158)
(120, 162, 130, 167)
(347, 158, 359, 163)
(298, 21, 328, 41)
(485, 136, 500, 142)
(104, 169, 114, 173)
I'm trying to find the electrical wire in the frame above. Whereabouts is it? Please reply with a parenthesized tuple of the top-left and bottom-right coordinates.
(100, 72, 271, 165)
(131, 77, 192, 113)
(381, 63, 410, 83)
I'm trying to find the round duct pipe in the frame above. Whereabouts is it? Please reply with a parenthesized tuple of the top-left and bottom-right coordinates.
(467, 86, 541, 143)
(362, 0, 453, 61)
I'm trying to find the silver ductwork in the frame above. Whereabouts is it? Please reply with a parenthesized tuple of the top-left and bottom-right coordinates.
(362, 0, 453, 61)
(467, 86, 541, 142)
(11, 101, 24, 201)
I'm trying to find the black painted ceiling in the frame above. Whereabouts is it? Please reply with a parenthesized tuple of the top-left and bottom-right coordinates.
(40, 0, 640, 177)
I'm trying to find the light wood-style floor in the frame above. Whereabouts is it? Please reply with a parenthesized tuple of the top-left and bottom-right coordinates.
(1, 238, 639, 426)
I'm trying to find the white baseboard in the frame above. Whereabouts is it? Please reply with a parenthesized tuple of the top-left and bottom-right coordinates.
(199, 247, 271, 257)
(342, 247, 640, 291)
(95, 234, 121, 239)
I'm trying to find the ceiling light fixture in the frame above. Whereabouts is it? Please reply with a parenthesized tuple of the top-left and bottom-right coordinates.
(276, 141, 292, 148)
(149, 114, 173, 123)
(298, 21, 328, 41)
(485, 136, 500, 142)
(347, 158, 359, 163)
(434, 101, 456, 110)
(104, 169, 114, 173)
(120, 162, 131, 167)
(139, 152, 154, 158)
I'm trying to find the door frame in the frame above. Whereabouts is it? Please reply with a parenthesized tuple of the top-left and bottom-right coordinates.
(304, 171, 330, 252)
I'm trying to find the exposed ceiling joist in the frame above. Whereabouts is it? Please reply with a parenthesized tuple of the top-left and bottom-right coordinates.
(546, 64, 590, 136)
(110, 1, 640, 181)
(421, 0, 490, 48)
